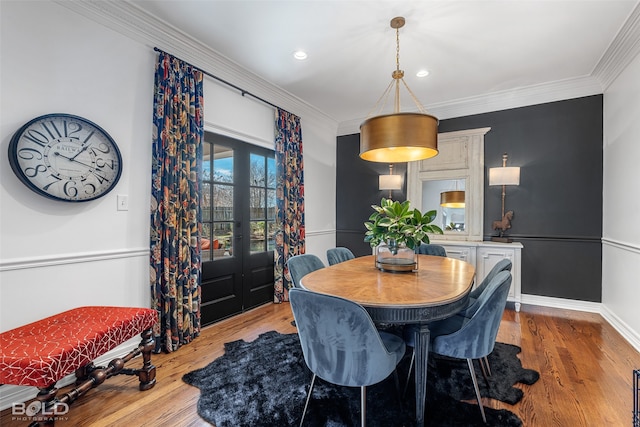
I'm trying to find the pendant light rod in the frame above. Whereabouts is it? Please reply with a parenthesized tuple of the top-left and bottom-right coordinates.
(391, 17, 405, 114)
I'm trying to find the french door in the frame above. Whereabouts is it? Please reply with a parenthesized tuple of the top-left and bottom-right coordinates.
(200, 132, 276, 325)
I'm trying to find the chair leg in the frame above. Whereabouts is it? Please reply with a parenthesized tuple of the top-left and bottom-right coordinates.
(392, 369, 402, 407)
(300, 373, 317, 427)
(483, 356, 492, 376)
(403, 349, 415, 398)
(467, 358, 487, 424)
(360, 385, 367, 427)
(479, 358, 489, 382)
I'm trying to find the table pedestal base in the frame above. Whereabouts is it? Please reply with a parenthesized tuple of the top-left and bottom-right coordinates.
(414, 324, 430, 427)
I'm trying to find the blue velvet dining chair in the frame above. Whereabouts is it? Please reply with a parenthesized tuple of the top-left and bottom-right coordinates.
(286, 254, 325, 288)
(456, 258, 511, 379)
(402, 270, 513, 400)
(326, 247, 355, 266)
(289, 288, 406, 427)
(459, 258, 512, 318)
(415, 243, 447, 257)
(427, 270, 512, 423)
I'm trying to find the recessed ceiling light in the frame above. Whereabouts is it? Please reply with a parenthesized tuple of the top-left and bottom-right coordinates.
(416, 69, 430, 78)
(293, 50, 308, 60)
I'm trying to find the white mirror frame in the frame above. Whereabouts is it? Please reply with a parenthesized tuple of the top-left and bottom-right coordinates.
(407, 127, 490, 242)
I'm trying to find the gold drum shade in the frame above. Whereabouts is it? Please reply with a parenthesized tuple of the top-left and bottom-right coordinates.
(440, 191, 465, 208)
(360, 112, 439, 162)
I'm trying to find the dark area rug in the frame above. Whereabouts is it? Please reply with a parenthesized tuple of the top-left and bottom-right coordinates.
(183, 330, 539, 427)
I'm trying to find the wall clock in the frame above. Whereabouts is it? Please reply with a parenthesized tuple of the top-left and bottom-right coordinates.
(8, 113, 123, 202)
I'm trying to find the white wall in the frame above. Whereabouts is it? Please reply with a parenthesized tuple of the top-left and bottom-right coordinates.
(0, 1, 155, 330)
(0, 0, 337, 333)
(602, 50, 640, 349)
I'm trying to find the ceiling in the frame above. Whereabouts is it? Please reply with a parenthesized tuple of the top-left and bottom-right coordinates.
(130, 0, 639, 126)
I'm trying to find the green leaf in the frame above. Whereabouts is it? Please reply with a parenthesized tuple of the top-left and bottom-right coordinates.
(363, 197, 442, 248)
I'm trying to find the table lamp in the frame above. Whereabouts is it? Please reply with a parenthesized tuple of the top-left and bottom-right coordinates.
(489, 153, 520, 242)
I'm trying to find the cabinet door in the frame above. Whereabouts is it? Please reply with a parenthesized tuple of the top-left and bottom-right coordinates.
(476, 248, 517, 298)
(441, 245, 474, 264)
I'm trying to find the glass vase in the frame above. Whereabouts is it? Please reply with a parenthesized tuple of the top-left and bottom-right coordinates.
(375, 240, 418, 272)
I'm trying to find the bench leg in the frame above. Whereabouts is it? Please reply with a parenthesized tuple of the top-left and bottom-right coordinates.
(136, 327, 156, 390)
(22, 328, 156, 426)
(74, 362, 95, 383)
(26, 385, 60, 427)
(76, 327, 156, 390)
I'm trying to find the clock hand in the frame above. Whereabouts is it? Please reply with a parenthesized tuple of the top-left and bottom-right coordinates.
(69, 131, 94, 160)
(53, 152, 110, 182)
(69, 144, 88, 161)
(54, 151, 95, 169)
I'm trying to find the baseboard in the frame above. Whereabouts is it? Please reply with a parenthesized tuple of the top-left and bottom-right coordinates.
(0, 339, 141, 412)
(520, 294, 602, 313)
(600, 306, 640, 353)
(521, 294, 640, 353)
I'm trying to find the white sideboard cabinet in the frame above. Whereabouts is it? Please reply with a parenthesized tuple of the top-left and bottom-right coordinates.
(433, 240, 523, 311)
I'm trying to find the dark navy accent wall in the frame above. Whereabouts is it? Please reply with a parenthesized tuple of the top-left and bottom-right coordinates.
(336, 95, 603, 302)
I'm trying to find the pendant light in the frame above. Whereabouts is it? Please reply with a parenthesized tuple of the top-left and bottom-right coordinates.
(360, 16, 439, 163)
(440, 191, 465, 208)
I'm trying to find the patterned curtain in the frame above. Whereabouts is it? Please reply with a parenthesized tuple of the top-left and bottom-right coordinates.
(150, 52, 204, 352)
(274, 108, 306, 303)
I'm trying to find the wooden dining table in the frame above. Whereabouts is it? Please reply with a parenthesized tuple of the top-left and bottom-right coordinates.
(299, 254, 476, 427)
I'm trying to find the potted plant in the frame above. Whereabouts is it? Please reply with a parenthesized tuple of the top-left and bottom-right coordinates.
(364, 198, 443, 271)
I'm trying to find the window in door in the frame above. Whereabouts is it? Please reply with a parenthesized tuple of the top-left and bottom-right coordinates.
(249, 153, 277, 254)
(202, 144, 235, 260)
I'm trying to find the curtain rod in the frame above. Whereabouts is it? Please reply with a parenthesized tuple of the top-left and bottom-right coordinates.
(153, 47, 292, 115)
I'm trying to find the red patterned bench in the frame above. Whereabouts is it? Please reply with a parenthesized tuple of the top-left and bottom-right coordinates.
(0, 306, 157, 425)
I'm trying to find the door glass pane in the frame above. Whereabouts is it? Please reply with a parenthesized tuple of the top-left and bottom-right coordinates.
(267, 189, 276, 220)
(267, 157, 276, 187)
(213, 184, 233, 221)
(213, 222, 233, 258)
(267, 220, 276, 251)
(201, 223, 211, 262)
(250, 153, 265, 186)
(202, 183, 211, 221)
(214, 146, 233, 183)
(250, 188, 265, 220)
(250, 220, 265, 253)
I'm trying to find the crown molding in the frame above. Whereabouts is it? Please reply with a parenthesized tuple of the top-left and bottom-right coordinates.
(55, 0, 638, 138)
(592, 1, 640, 90)
(336, 2, 640, 136)
(337, 75, 603, 136)
(53, 0, 337, 131)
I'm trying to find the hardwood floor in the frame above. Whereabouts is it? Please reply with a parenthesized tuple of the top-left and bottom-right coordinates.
(2, 303, 638, 426)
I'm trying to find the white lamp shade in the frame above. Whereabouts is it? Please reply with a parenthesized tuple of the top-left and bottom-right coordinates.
(489, 166, 520, 186)
(379, 174, 403, 190)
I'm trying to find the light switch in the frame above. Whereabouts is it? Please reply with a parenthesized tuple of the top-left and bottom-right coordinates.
(117, 194, 129, 211)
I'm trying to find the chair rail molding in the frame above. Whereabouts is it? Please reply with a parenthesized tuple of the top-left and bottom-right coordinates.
(601, 237, 640, 254)
(0, 248, 150, 272)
